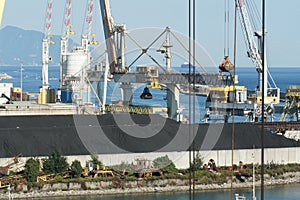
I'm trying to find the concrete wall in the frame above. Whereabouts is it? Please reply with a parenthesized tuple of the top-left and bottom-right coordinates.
(1, 147, 299, 170)
(65, 147, 300, 169)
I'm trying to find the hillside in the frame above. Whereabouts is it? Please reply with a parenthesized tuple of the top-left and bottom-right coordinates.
(0, 26, 78, 66)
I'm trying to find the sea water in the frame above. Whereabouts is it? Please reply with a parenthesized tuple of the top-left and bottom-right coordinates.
(30, 184, 300, 200)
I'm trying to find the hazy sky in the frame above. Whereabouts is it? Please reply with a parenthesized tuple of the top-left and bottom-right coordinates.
(1, 0, 300, 67)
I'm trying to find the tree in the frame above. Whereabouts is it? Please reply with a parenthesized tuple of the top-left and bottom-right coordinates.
(70, 160, 83, 178)
(90, 155, 103, 170)
(43, 150, 68, 174)
(189, 152, 204, 171)
(24, 158, 40, 182)
(153, 155, 178, 174)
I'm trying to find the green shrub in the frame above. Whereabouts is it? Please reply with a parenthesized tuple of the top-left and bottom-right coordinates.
(71, 160, 83, 178)
(153, 155, 178, 174)
(54, 175, 64, 182)
(89, 155, 103, 170)
(24, 158, 40, 182)
(189, 152, 204, 171)
(43, 150, 68, 174)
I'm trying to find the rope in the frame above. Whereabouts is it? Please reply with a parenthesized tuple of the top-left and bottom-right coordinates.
(248, 0, 261, 31)
(226, 0, 230, 56)
(261, 0, 266, 198)
(224, 0, 230, 56)
(230, 1, 238, 199)
(170, 31, 207, 72)
(126, 29, 167, 69)
(223, 0, 227, 56)
(192, 0, 196, 198)
(187, 0, 197, 199)
(188, 0, 192, 199)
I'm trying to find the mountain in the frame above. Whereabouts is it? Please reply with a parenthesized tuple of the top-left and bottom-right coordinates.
(0, 26, 78, 66)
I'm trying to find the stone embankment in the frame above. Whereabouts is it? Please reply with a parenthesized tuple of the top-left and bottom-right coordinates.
(0, 172, 300, 199)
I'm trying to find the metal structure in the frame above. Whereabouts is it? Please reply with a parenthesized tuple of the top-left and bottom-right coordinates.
(205, 0, 282, 122)
(99, 0, 126, 74)
(59, 0, 92, 105)
(82, 0, 98, 52)
(95, 0, 234, 121)
(41, 0, 55, 90)
(236, 0, 280, 105)
(280, 86, 300, 122)
(204, 0, 281, 122)
(60, 46, 91, 104)
(60, 0, 74, 58)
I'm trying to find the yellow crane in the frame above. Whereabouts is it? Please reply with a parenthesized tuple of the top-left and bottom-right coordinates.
(280, 86, 300, 121)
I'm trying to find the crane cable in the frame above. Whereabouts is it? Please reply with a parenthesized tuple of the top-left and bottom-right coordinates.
(192, 0, 196, 198)
(188, 0, 192, 199)
(241, 0, 278, 89)
(188, 0, 196, 199)
(224, 0, 230, 57)
(230, 1, 238, 199)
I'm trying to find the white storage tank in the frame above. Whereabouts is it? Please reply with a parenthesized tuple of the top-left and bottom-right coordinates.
(60, 46, 91, 104)
(62, 47, 89, 78)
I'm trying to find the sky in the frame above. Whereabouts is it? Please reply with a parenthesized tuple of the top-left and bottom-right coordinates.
(1, 0, 300, 67)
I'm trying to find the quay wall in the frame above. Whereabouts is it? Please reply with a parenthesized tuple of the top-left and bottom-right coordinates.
(1, 148, 299, 170)
(71, 147, 299, 168)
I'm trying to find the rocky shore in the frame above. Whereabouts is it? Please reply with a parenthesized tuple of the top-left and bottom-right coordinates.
(1, 172, 300, 199)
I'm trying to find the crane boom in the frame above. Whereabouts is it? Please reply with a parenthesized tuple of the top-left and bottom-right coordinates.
(82, 0, 98, 52)
(236, 0, 272, 102)
(63, 0, 73, 36)
(237, 0, 262, 72)
(83, 0, 94, 37)
(60, 0, 74, 58)
(42, 0, 54, 89)
(99, 0, 126, 74)
(236, 0, 280, 118)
